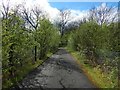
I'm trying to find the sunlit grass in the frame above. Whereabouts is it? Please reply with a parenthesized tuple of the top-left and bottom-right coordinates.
(66, 47, 118, 88)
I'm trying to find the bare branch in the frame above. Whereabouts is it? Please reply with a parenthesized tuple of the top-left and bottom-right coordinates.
(1, 0, 10, 19)
(58, 9, 71, 36)
(22, 6, 43, 30)
(88, 3, 117, 25)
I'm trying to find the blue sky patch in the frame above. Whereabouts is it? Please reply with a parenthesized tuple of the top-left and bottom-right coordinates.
(49, 2, 118, 10)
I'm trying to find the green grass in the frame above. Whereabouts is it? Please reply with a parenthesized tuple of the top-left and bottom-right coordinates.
(66, 47, 118, 88)
(47, 52, 53, 57)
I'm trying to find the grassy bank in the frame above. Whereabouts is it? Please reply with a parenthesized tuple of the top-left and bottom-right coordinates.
(2, 52, 53, 89)
(66, 47, 118, 88)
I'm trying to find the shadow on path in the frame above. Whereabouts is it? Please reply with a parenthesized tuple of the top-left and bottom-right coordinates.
(14, 48, 96, 89)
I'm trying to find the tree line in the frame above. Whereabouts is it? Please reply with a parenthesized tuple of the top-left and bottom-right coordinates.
(1, 3, 60, 88)
(1, 2, 119, 88)
(64, 4, 119, 88)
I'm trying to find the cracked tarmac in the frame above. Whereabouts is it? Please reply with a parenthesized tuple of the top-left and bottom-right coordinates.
(18, 48, 96, 89)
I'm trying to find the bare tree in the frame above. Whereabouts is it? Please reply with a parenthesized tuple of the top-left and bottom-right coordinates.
(22, 6, 43, 30)
(57, 9, 71, 36)
(88, 3, 117, 26)
(65, 20, 81, 33)
(22, 6, 44, 61)
(1, 0, 10, 20)
(1, 1, 23, 29)
(1, 1, 11, 32)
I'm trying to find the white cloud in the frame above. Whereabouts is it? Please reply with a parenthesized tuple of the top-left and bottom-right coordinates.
(0, 0, 88, 23)
(0, 1, 117, 24)
(101, 2, 107, 8)
(69, 10, 88, 22)
(0, 0, 25, 8)
(32, 0, 60, 22)
(0, 0, 60, 22)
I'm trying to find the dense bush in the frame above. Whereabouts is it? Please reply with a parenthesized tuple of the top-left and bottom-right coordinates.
(2, 12, 60, 88)
(67, 21, 119, 69)
(2, 13, 35, 87)
(67, 21, 119, 88)
(60, 34, 69, 47)
(35, 19, 60, 59)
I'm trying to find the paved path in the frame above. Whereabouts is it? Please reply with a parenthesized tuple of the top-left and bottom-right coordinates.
(18, 48, 96, 88)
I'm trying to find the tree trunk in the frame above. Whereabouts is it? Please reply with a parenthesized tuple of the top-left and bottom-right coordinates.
(9, 44, 14, 77)
(35, 46, 37, 61)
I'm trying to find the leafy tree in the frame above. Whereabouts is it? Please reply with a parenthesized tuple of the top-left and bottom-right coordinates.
(2, 7, 36, 87)
(35, 19, 60, 59)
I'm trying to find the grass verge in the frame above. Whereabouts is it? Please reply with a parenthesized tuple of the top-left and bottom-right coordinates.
(66, 47, 118, 88)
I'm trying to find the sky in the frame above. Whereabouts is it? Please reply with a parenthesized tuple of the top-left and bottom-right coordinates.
(49, 2, 118, 22)
(49, 2, 118, 10)
(0, 0, 118, 22)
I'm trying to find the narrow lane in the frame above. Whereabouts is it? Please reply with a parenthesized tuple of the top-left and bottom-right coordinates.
(18, 48, 95, 88)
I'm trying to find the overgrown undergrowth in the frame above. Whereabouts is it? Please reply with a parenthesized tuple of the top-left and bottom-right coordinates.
(2, 52, 53, 89)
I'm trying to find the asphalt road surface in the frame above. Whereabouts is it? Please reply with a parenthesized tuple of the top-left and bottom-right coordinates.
(18, 48, 96, 89)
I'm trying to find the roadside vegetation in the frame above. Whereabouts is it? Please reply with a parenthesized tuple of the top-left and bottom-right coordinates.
(2, 6, 60, 88)
(1, 2, 119, 89)
(66, 48, 118, 88)
(65, 14, 119, 89)
(62, 4, 119, 88)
